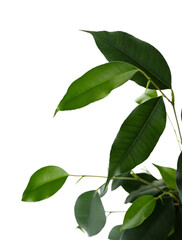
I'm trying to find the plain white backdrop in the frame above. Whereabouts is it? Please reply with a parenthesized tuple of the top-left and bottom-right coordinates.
(1, 0, 182, 239)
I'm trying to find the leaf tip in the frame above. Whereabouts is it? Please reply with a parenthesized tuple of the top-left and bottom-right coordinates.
(53, 108, 59, 117)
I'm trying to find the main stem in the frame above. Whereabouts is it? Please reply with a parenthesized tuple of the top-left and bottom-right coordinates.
(69, 174, 165, 192)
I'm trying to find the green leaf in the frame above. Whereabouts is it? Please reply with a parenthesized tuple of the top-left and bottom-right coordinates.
(99, 184, 108, 197)
(85, 31, 171, 90)
(135, 89, 158, 104)
(74, 190, 106, 237)
(125, 180, 166, 203)
(176, 151, 182, 202)
(153, 164, 177, 190)
(120, 195, 156, 231)
(76, 226, 85, 233)
(173, 205, 182, 239)
(108, 225, 123, 240)
(106, 97, 166, 185)
(112, 172, 156, 192)
(54, 61, 139, 114)
(22, 166, 68, 202)
(120, 197, 175, 240)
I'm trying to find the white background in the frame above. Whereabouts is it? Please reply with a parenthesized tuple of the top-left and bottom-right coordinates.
(1, 0, 182, 239)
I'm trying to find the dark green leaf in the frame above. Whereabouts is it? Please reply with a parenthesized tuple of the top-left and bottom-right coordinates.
(120, 197, 175, 240)
(125, 180, 166, 203)
(54, 61, 138, 114)
(153, 164, 177, 190)
(176, 151, 182, 202)
(107, 97, 166, 185)
(135, 89, 158, 104)
(173, 205, 182, 239)
(167, 234, 175, 240)
(112, 172, 156, 192)
(22, 166, 68, 202)
(85, 31, 171, 89)
(120, 195, 156, 231)
(108, 225, 123, 240)
(74, 190, 106, 236)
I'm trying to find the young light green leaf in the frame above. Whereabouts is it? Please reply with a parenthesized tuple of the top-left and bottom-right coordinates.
(22, 166, 68, 202)
(106, 97, 166, 185)
(120, 195, 156, 231)
(135, 89, 158, 104)
(120, 198, 175, 240)
(176, 151, 182, 202)
(74, 190, 106, 237)
(153, 164, 177, 190)
(85, 31, 171, 90)
(54, 61, 139, 115)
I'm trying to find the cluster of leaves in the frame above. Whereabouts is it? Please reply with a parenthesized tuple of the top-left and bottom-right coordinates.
(22, 31, 182, 239)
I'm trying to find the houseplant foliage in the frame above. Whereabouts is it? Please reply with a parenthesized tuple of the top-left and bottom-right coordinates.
(22, 31, 182, 239)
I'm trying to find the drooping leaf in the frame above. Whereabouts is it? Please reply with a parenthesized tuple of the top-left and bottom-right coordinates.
(125, 180, 166, 203)
(176, 151, 182, 202)
(106, 97, 166, 185)
(85, 31, 171, 89)
(135, 89, 158, 104)
(120, 197, 175, 240)
(74, 190, 106, 237)
(112, 172, 156, 192)
(54, 61, 139, 114)
(153, 164, 177, 190)
(108, 225, 123, 240)
(22, 166, 68, 202)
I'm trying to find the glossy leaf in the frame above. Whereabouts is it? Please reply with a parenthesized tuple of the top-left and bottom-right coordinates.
(153, 164, 177, 190)
(176, 151, 182, 202)
(121, 195, 156, 231)
(54, 61, 138, 114)
(106, 97, 166, 185)
(120, 197, 175, 240)
(74, 190, 106, 236)
(22, 166, 68, 202)
(85, 31, 171, 89)
(112, 172, 156, 192)
(135, 89, 158, 104)
(125, 180, 166, 203)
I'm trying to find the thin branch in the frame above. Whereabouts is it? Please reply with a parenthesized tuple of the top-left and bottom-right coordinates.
(167, 113, 181, 150)
(131, 171, 166, 193)
(139, 69, 172, 104)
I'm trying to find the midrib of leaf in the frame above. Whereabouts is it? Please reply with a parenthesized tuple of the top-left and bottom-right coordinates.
(61, 68, 138, 108)
(111, 97, 162, 174)
(24, 175, 68, 195)
(94, 34, 169, 88)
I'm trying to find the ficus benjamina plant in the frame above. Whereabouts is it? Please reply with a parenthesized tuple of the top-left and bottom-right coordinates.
(22, 31, 182, 239)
